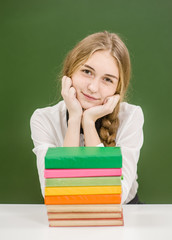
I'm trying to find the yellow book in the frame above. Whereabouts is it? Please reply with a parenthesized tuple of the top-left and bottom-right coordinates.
(45, 186, 121, 196)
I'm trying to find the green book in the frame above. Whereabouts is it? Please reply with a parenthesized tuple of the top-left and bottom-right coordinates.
(45, 176, 122, 187)
(45, 147, 122, 169)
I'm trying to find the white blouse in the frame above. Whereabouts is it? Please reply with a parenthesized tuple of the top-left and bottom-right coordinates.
(30, 100, 144, 204)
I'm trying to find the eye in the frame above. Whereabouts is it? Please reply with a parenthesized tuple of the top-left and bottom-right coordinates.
(82, 69, 92, 75)
(104, 77, 113, 83)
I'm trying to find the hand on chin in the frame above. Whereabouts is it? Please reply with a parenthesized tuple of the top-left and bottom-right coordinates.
(82, 95, 120, 123)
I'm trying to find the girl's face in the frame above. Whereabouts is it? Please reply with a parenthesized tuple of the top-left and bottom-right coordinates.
(71, 50, 119, 109)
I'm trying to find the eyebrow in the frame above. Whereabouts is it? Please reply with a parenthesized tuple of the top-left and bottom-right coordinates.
(83, 64, 119, 80)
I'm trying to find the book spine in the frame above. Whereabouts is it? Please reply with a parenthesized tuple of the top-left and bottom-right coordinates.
(45, 158, 122, 169)
(49, 218, 124, 227)
(47, 212, 122, 219)
(45, 176, 121, 187)
(44, 168, 122, 178)
(46, 204, 122, 212)
(45, 194, 121, 205)
(45, 186, 122, 196)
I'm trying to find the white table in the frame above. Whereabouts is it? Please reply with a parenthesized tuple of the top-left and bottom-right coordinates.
(0, 204, 172, 240)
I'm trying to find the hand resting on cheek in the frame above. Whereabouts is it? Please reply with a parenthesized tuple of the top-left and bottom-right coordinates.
(82, 94, 120, 125)
(61, 76, 83, 119)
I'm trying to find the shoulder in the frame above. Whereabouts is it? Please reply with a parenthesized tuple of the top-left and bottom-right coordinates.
(30, 100, 67, 125)
(119, 102, 143, 115)
(118, 102, 144, 127)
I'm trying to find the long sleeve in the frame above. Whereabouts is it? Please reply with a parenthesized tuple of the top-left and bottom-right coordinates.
(30, 102, 68, 197)
(30, 109, 57, 197)
(116, 104, 144, 204)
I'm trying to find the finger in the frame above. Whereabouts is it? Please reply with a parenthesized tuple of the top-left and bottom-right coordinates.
(69, 87, 76, 99)
(61, 76, 72, 95)
(61, 76, 67, 95)
(103, 95, 120, 113)
(62, 76, 72, 89)
(112, 94, 120, 105)
(61, 76, 67, 89)
(106, 94, 120, 105)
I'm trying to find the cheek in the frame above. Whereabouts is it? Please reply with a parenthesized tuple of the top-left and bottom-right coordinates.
(109, 84, 118, 95)
(101, 85, 117, 98)
(71, 75, 79, 89)
(72, 75, 86, 91)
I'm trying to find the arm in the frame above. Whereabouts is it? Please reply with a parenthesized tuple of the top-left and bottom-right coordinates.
(30, 110, 57, 197)
(82, 117, 102, 146)
(116, 105, 144, 204)
(82, 95, 120, 146)
(83, 100, 144, 203)
(63, 117, 81, 147)
(61, 76, 83, 147)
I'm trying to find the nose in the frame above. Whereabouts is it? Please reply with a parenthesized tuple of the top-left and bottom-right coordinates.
(87, 78, 99, 93)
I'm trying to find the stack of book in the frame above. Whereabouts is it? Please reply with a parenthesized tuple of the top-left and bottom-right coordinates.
(44, 147, 124, 227)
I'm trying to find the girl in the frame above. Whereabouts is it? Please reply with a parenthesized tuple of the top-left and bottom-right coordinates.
(30, 31, 144, 204)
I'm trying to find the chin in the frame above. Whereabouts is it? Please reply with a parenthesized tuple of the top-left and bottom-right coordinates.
(80, 104, 93, 110)
(80, 101, 100, 110)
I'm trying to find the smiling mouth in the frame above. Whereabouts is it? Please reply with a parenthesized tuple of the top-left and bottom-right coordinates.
(82, 92, 99, 100)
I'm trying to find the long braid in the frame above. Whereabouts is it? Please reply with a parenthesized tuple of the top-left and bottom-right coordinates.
(99, 101, 120, 147)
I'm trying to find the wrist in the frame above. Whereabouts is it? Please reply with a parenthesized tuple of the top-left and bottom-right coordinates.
(68, 116, 81, 125)
(82, 117, 101, 147)
(82, 115, 95, 129)
(68, 111, 82, 120)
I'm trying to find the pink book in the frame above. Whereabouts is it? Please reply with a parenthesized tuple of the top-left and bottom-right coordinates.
(44, 168, 122, 178)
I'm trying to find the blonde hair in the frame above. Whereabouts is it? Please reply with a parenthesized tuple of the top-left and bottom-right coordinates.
(61, 31, 131, 146)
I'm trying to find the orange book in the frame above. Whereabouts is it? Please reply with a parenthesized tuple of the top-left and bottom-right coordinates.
(44, 194, 121, 205)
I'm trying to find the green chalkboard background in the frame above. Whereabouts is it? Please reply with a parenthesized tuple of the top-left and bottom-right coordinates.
(1, 0, 172, 204)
